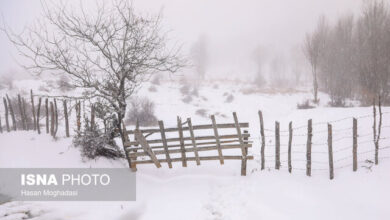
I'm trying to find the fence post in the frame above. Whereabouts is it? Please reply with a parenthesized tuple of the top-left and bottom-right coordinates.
(259, 111, 266, 170)
(77, 101, 81, 132)
(328, 123, 334, 180)
(3, 97, 10, 132)
(275, 121, 280, 170)
(241, 130, 249, 176)
(353, 118, 357, 171)
(30, 90, 36, 131)
(54, 99, 58, 136)
(306, 119, 312, 176)
(37, 98, 42, 134)
(50, 102, 55, 137)
(64, 100, 69, 137)
(177, 116, 188, 167)
(18, 94, 26, 130)
(90, 104, 95, 131)
(6, 95, 16, 131)
(288, 121, 293, 173)
(22, 98, 28, 130)
(211, 115, 224, 165)
(45, 98, 49, 134)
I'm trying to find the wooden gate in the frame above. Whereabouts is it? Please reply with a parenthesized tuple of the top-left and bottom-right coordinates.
(123, 112, 253, 176)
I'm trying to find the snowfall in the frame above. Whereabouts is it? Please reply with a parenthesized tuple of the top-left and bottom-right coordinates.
(0, 76, 390, 220)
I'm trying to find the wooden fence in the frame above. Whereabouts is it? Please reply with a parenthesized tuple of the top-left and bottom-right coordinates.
(122, 112, 254, 176)
(256, 99, 390, 179)
(1, 90, 390, 179)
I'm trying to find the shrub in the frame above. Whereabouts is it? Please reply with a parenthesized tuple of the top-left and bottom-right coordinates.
(125, 97, 158, 126)
(73, 118, 123, 160)
(225, 94, 234, 103)
(182, 95, 193, 104)
(297, 100, 315, 109)
(196, 108, 208, 118)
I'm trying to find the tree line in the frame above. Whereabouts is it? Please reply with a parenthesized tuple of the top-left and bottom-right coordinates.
(304, 0, 390, 106)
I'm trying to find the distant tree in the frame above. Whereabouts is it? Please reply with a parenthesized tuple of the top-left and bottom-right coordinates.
(2, 0, 184, 145)
(303, 16, 328, 103)
(190, 35, 209, 80)
(252, 45, 268, 87)
(356, 0, 390, 103)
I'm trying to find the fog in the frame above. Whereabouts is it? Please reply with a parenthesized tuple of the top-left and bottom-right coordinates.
(0, 0, 361, 78)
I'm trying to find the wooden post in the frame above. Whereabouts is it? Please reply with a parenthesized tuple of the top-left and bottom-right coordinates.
(63, 100, 69, 137)
(30, 90, 36, 131)
(177, 116, 187, 167)
(211, 115, 224, 165)
(18, 94, 26, 130)
(241, 130, 249, 176)
(259, 111, 266, 170)
(0, 116, 2, 133)
(159, 120, 173, 168)
(37, 98, 42, 134)
(288, 121, 293, 173)
(77, 101, 81, 132)
(373, 99, 377, 164)
(54, 99, 58, 136)
(375, 96, 382, 165)
(275, 121, 280, 170)
(3, 97, 10, 132)
(328, 123, 334, 180)
(306, 119, 312, 176)
(121, 121, 135, 171)
(45, 98, 49, 134)
(22, 98, 28, 130)
(90, 104, 95, 131)
(353, 118, 357, 171)
(50, 102, 55, 137)
(187, 118, 200, 165)
(6, 95, 16, 131)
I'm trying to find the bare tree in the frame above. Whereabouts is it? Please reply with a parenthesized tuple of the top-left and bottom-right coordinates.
(2, 0, 183, 142)
(356, 0, 390, 103)
(303, 16, 328, 103)
(252, 45, 268, 87)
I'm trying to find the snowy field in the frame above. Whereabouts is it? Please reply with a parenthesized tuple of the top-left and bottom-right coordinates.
(1, 78, 390, 220)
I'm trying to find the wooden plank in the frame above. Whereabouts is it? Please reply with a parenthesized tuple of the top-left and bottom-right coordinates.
(159, 120, 173, 168)
(275, 121, 280, 170)
(233, 112, 246, 155)
(54, 99, 58, 136)
(259, 111, 266, 170)
(288, 121, 293, 173)
(211, 115, 224, 164)
(177, 117, 187, 167)
(126, 123, 250, 134)
(126, 133, 250, 145)
(187, 118, 200, 165)
(306, 119, 312, 176)
(353, 118, 357, 171)
(134, 155, 254, 164)
(129, 143, 253, 157)
(328, 123, 334, 180)
(134, 130, 162, 168)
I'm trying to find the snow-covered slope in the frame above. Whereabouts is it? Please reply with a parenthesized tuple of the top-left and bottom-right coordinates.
(1, 78, 390, 220)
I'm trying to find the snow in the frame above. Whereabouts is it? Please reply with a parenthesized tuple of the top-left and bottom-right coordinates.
(1, 78, 390, 220)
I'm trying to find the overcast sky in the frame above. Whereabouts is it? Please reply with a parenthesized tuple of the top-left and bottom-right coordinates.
(0, 0, 362, 77)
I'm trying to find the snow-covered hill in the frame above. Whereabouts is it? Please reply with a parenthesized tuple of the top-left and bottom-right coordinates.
(1, 78, 390, 220)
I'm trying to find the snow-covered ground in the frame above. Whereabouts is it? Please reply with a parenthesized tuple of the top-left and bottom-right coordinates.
(1, 77, 390, 220)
